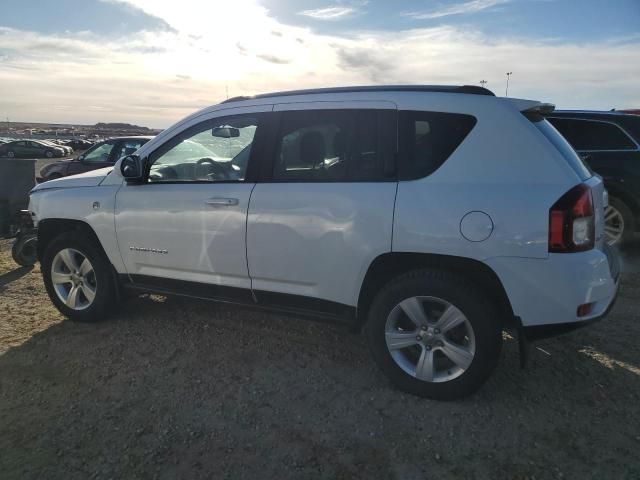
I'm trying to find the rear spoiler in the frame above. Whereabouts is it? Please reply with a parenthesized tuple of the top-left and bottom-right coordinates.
(523, 103, 555, 115)
(506, 98, 556, 115)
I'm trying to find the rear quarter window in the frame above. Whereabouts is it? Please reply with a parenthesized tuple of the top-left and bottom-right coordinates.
(398, 111, 476, 180)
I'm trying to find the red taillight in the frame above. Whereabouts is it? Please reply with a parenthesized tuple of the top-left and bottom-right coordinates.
(549, 184, 595, 253)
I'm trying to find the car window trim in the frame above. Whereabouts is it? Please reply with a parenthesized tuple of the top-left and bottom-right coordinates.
(109, 140, 125, 163)
(548, 116, 640, 152)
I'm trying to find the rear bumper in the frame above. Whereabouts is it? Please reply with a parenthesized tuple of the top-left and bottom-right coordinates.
(520, 278, 619, 340)
(485, 245, 620, 329)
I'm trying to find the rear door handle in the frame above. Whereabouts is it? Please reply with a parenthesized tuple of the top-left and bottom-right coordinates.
(205, 197, 239, 206)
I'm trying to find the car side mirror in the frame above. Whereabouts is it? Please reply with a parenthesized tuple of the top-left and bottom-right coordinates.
(78, 154, 85, 161)
(120, 155, 145, 183)
(212, 126, 240, 138)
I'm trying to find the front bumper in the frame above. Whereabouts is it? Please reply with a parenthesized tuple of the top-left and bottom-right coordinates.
(485, 245, 620, 330)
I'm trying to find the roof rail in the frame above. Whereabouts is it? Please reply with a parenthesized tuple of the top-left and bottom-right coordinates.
(219, 85, 495, 104)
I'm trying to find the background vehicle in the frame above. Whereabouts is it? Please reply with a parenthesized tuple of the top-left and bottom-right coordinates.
(0, 139, 65, 158)
(66, 139, 94, 150)
(28, 86, 619, 400)
(0, 158, 38, 266)
(38, 136, 152, 182)
(547, 111, 640, 245)
(42, 139, 73, 155)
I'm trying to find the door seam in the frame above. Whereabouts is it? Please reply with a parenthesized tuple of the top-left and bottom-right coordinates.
(246, 182, 258, 303)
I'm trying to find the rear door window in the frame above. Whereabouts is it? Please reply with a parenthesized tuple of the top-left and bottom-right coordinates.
(398, 111, 476, 180)
(548, 117, 637, 151)
(271, 109, 395, 182)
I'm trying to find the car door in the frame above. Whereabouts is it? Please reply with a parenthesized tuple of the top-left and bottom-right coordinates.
(246, 102, 398, 310)
(115, 105, 271, 300)
(18, 141, 34, 157)
(10, 141, 26, 157)
(27, 141, 44, 157)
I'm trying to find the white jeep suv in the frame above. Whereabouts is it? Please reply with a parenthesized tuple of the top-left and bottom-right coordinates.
(28, 85, 620, 400)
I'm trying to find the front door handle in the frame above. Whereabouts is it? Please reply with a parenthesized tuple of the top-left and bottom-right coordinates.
(205, 197, 239, 206)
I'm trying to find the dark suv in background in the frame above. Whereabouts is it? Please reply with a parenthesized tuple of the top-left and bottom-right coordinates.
(38, 136, 153, 182)
(548, 111, 640, 245)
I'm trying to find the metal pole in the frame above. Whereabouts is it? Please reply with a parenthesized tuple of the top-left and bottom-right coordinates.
(505, 72, 513, 97)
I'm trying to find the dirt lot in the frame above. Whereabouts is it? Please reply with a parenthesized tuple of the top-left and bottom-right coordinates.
(1, 238, 639, 480)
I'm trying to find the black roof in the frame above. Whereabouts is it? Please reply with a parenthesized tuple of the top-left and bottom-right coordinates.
(551, 110, 637, 118)
(221, 85, 494, 104)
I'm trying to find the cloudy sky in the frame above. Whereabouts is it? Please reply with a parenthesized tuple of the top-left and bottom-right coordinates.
(0, 0, 638, 127)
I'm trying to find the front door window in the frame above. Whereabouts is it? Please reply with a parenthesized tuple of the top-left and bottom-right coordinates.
(148, 116, 259, 183)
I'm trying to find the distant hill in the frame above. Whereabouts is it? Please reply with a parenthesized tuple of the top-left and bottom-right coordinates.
(94, 122, 152, 132)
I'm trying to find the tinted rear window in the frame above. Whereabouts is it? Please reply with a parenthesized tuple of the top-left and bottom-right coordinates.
(548, 117, 637, 151)
(398, 111, 476, 180)
(534, 118, 591, 181)
(272, 109, 396, 182)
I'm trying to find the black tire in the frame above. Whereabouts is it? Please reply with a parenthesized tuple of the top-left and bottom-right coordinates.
(41, 231, 115, 322)
(365, 269, 503, 400)
(607, 196, 635, 246)
(12, 234, 38, 267)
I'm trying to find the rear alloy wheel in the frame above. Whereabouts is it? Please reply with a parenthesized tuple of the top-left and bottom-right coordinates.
(366, 269, 502, 400)
(604, 197, 634, 246)
(385, 297, 475, 383)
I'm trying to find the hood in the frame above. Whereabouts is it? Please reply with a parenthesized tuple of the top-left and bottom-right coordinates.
(31, 166, 114, 192)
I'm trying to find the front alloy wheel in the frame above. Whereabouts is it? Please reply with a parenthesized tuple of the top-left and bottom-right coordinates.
(51, 248, 97, 310)
(42, 231, 115, 322)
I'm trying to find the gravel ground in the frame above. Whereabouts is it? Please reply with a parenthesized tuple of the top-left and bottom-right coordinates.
(0, 238, 639, 479)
